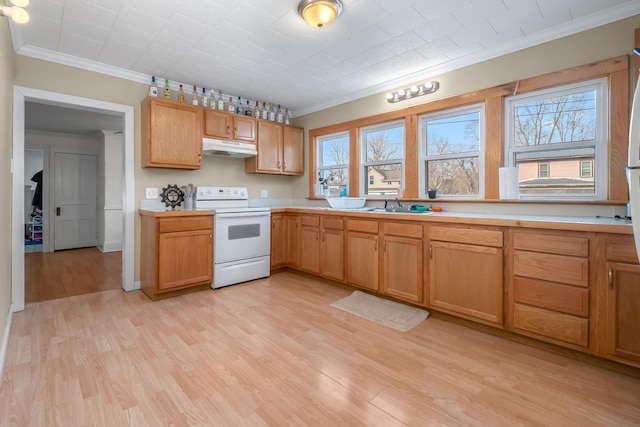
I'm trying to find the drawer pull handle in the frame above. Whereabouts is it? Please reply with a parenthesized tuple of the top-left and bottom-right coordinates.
(608, 267, 613, 289)
(429, 244, 432, 259)
(374, 237, 377, 251)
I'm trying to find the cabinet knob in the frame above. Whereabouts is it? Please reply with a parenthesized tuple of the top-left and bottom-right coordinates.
(608, 267, 613, 289)
(374, 237, 377, 251)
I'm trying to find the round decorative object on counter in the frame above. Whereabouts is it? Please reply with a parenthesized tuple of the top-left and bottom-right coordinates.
(160, 184, 184, 210)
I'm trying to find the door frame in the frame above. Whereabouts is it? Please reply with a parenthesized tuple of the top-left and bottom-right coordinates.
(11, 86, 136, 312)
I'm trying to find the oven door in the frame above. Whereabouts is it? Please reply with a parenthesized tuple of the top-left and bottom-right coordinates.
(214, 211, 271, 264)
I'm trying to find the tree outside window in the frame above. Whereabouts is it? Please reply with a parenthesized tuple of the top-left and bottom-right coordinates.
(419, 105, 484, 198)
(361, 121, 405, 196)
(505, 78, 607, 199)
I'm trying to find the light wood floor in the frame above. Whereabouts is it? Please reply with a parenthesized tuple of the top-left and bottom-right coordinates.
(24, 247, 122, 303)
(2, 271, 639, 426)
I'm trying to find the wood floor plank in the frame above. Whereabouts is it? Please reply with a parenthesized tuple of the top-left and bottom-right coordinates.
(1, 271, 639, 426)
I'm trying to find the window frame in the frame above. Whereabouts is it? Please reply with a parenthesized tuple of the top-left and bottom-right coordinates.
(359, 119, 406, 198)
(538, 163, 549, 178)
(580, 160, 593, 178)
(418, 103, 486, 199)
(315, 130, 350, 196)
(504, 78, 609, 201)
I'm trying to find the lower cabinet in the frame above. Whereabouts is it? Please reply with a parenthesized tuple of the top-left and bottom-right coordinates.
(428, 225, 504, 326)
(140, 213, 213, 300)
(381, 222, 424, 304)
(286, 214, 300, 268)
(299, 215, 321, 274)
(299, 214, 345, 281)
(346, 219, 380, 291)
(509, 230, 590, 348)
(270, 214, 287, 269)
(602, 234, 640, 367)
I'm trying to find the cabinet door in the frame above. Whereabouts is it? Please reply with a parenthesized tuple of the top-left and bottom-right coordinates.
(256, 121, 283, 173)
(158, 229, 212, 292)
(286, 215, 300, 268)
(233, 116, 256, 142)
(346, 231, 379, 291)
(606, 262, 640, 364)
(204, 109, 231, 139)
(382, 235, 423, 304)
(270, 214, 286, 268)
(300, 226, 320, 274)
(283, 126, 304, 175)
(321, 227, 344, 282)
(430, 241, 503, 325)
(143, 98, 202, 169)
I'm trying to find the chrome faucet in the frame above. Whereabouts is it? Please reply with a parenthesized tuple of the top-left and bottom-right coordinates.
(384, 198, 403, 209)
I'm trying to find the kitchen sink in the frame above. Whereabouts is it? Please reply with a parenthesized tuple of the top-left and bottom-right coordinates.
(374, 208, 432, 214)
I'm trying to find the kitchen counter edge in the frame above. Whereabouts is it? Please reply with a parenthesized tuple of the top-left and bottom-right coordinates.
(138, 209, 216, 218)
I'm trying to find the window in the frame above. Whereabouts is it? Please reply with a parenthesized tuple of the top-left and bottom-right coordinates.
(505, 78, 608, 199)
(538, 163, 549, 178)
(361, 120, 405, 196)
(316, 131, 349, 197)
(581, 160, 593, 178)
(418, 104, 485, 198)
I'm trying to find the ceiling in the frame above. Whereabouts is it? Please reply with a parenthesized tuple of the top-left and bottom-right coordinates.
(10, 0, 640, 122)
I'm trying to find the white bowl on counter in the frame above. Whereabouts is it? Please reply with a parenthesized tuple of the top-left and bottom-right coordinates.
(326, 197, 367, 209)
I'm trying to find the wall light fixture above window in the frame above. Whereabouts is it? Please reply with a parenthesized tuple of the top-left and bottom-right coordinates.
(298, 0, 343, 29)
(386, 81, 439, 103)
(1, 0, 29, 24)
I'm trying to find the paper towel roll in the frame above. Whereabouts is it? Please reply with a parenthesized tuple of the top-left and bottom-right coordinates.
(499, 167, 520, 199)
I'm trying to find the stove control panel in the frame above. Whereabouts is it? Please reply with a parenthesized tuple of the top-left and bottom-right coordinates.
(196, 186, 248, 201)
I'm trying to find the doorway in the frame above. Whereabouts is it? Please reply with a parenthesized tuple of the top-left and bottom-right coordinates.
(12, 86, 136, 312)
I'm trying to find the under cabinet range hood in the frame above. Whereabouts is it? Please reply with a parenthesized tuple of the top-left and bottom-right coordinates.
(202, 137, 257, 158)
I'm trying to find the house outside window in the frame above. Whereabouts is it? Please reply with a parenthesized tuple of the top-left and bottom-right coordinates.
(418, 104, 485, 198)
(361, 120, 405, 196)
(316, 131, 349, 197)
(505, 78, 608, 199)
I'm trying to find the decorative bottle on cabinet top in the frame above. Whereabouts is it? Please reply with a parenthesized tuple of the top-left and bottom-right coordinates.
(227, 97, 234, 113)
(192, 85, 198, 106)
(261, 102, 268, 120)
(202, 88, 209, 108)
(149, 76, 158, 97)
(163, 79, 171, 99)
(178, 84, 185, 103)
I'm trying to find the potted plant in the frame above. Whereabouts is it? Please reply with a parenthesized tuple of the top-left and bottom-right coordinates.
(428, 188, 438, 199)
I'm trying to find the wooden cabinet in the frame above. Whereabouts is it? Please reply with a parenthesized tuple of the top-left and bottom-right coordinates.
(299, 214, 321, 274)
(141, 97, 203, 169)
(204, 110, 256, 143)
(381, 222, 424, 304)
(140, 213, 213, 300)
(245, 121, 304, 175)
(299, 214, 344, 281)
(346, 219, 380, 291)
(429, 225, 504, 326)
(602, 234, 640, 366)
(286, 214, 300, 268)
(271, 214, 286, 269)
(320, 216, 345, 282)
(509, 230, 590, 348)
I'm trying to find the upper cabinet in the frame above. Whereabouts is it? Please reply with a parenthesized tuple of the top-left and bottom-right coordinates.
(245, 121, 304, 175)
(141, 97, 203, 169)
(204, 110, 256, 143)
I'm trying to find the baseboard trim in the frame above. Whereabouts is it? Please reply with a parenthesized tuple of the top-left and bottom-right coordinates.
(0, 304, 14, 384)
(97, 241, 122, 253)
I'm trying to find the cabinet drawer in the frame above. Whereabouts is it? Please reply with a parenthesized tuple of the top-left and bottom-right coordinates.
(159, 216, 212, 233)
(430, 225, 503, 247)
(383, 222, 422, 238)
(322, 216, 344, 230)
(605, 235, 639, 263)
(514, 250, 588, 287)
(347, 219, 378, 233)
(513, 232, 588, 257)
(300, 215, 320, 227)
(513, 303, 588, 347)
(514, 277, 588, 317)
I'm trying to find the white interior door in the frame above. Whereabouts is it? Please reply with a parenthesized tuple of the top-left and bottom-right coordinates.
(54, 153, 98, 250)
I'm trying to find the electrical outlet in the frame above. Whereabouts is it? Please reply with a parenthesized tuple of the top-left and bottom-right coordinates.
(145, 187, 158, 199)
(261, 189, 268, 198)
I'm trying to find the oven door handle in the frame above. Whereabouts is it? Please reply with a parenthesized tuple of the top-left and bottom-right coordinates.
(215, 211, 271, 219)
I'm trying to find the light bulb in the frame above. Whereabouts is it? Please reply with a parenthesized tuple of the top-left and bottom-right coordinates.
(11, 6, 29, 23)
(397, 89, 406, 97)
(410, 86, 419, 94)
(386, 93, 394, 101)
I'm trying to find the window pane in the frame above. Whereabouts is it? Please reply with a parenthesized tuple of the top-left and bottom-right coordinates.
(426, 157, 479, 195)
(364, 127, 403, 162)
(365, 164, 402, 195)
(425, 112, 479, 155)
(319, 135, 349, 167)
(516, 147, 595, 195)
(513, 89, 596, 147)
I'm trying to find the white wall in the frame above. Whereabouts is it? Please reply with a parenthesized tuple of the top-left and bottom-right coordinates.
(97, 131, 123, 252)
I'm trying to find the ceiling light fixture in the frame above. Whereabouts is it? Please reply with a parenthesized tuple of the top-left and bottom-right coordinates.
(298, 0, 343, 29)
(386, 81, 439, 103)
(1, 0, 30, 24)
